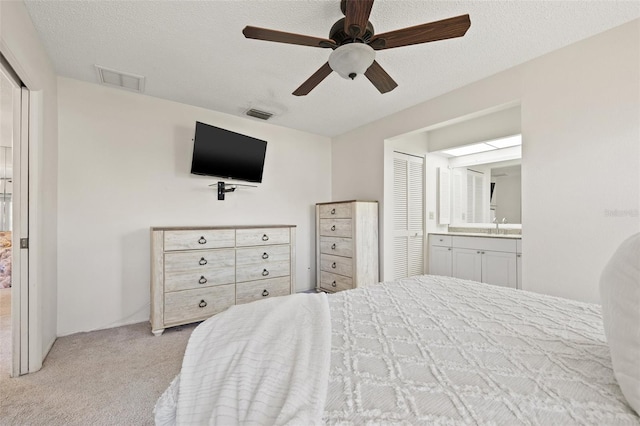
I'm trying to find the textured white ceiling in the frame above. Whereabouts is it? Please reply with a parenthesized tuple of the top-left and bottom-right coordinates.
(23, 0, 640, 137)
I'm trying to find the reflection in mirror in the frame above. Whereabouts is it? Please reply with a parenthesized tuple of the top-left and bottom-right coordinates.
(436, 135, 522, 226)
(491, 163, 521, 224)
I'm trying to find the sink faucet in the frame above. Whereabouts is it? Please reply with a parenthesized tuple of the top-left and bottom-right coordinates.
(492, 217, 499, 234)
(500, 218, 508, 234)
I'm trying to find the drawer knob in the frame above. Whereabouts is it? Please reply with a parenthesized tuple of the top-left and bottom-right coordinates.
(331, 281, 337, 287)
(198, 236, 207, 245)
(262, 269, 269, 276)
(331, 262, 336, 269)
(331, 225, 336, 231)
(198, 276, 207, 284)
(198, 300, 207, 308)
(262, 234, 269, 241)
(331, 208, 336, 215)
(262, 252, 269, 259)
(198, 257, 207, 266)
(262, 289, 269, 297)
(331, 243, 336, 250)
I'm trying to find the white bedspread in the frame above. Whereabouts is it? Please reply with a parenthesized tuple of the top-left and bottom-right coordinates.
(325, 275, 639, 424)
(156, 275, 640, 425)
(155, 292, 331, 425)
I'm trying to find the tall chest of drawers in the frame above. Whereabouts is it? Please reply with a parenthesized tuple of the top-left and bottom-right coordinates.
(151, 225, 296, 335)
(316, 201, 378, 292)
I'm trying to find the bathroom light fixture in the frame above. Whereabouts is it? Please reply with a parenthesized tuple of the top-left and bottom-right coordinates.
(328, 43, 376, 80)
(442, 135, 522, 157)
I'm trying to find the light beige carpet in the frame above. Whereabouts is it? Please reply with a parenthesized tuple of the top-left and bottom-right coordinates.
(0, 303, 196, 425)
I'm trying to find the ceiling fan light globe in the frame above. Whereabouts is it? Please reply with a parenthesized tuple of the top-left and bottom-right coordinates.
(328, 43, 375, 80)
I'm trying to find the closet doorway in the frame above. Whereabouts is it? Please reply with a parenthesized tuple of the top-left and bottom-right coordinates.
(393, 151, 425, 279)
(0, 57, 29, 377)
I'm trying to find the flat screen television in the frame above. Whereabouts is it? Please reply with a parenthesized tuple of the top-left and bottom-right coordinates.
(190, 121, 267, 183)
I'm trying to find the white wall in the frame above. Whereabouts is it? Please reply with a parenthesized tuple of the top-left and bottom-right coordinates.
(428, 106, 521, 152)
(333, 19, 640, 303)
(0, 0, 58, 369)
(57, 78, 331, 335)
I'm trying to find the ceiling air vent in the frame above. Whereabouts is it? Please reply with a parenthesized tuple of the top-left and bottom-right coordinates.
(95, 65, 145, 93)
(245, 109, 273, 120)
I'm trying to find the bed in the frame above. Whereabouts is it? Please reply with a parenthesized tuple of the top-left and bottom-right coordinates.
(155, 274, 639, 425)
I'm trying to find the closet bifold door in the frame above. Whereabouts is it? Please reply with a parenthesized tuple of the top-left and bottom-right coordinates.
(393, 152, 424, 280)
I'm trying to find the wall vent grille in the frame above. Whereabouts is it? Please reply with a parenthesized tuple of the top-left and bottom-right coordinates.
(95, 65, 145, 93)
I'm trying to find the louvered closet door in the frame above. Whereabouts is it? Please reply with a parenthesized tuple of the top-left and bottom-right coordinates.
(393, 152, 425, 279)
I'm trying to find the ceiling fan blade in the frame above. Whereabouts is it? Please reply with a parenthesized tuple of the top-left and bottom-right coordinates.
(369, 14, 470, 50)
(364, 60, 397, 94)
(293, 63, 333, 96)
(344, 0, 374, 39)
(243, 26, 337, 49)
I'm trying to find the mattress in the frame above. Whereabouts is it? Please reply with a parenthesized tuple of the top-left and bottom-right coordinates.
(157, 274, 640, 425)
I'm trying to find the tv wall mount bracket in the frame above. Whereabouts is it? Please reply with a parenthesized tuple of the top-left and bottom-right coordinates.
(210, 181, 257, 200)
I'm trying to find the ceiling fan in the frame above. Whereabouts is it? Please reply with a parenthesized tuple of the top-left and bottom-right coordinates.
(242, 0, 471, 96)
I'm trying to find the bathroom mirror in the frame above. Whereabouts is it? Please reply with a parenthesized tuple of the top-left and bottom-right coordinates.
(450, 159, 521, 225)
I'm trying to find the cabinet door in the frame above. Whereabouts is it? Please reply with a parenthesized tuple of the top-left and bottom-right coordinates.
(429, 245, 452, 276)
(452, 248, 482, 282)
(482, 250, 517, 289)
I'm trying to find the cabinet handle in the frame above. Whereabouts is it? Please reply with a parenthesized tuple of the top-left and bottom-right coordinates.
(262, 252, 269, 259)
(198, 236, 207, 245)
(331, 243, 336, 250)
(198, 257, 207, 266)
(262, 234, 269, 241)
(198, 300, 207, 308)
(517, 254, 522, 258)
(477, 251, 481, 254)
(448, 248, 452, 251)
(331, 225, 336, 231)
(262, 269, 269, 276)
(331, 281, 337, 287)
(262, 289, 269, 297)
(331, 262, 336, 269)
(331, 208, 336, 215)
(198, 276, 207, 284)
(481, 251, 485, 254)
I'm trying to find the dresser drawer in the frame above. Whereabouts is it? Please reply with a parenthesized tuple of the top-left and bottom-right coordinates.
(236, 259, 290, 283)
(164, 229, 235, 251)
(320, 253, 353, 277)
(318, 203, 352, 219)
(164, 284, 235, 325)
(236, 228, 290, 247)
(319, 236, 353, 258)
(236, 276, 291, 305)
(164, 249, 235, 292)
(319, 219, 352, 238)
(236, 244, 290, 266)
(320, 271, 353, 292)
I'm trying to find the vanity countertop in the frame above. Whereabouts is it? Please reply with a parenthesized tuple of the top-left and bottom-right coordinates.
(431, 232, 522, 239)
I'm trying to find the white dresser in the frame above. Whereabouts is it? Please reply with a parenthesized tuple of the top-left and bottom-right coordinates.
(151, 225, 296, 335)
(316, 201, 378, 293)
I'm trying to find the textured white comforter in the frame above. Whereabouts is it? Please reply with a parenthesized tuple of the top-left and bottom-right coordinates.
(157, 275, 640, 425)
(325, 275, 639, 424)
(155, 292, 331, 425)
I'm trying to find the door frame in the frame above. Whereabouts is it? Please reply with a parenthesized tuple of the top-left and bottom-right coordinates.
(1, 55, 35, 376)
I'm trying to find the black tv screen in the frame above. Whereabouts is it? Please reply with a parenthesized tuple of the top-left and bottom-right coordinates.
(190, 122, 267, 183)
